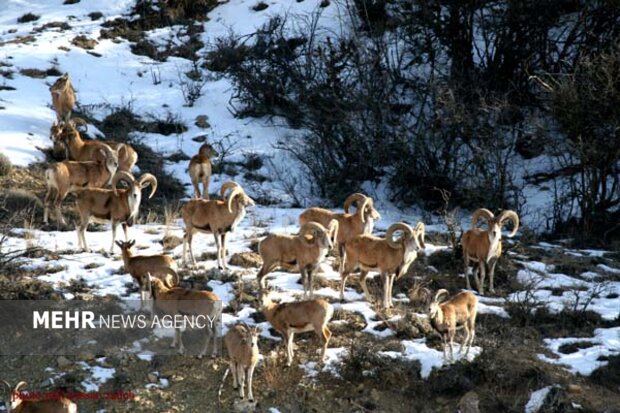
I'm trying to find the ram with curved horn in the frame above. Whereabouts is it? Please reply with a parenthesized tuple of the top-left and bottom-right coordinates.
(427, 289, 478, 362)
(54, 121, 138, 172)
(1, 380, 77, 412)
(75, 171, 157, 253)
(340, 222, 425, 309)
(257, 220, 338, 297)
(299, 193, 381, 269)
(461, 208, 519, 294)
(181, 181, 255, 269)
(43, 144, 119, 225)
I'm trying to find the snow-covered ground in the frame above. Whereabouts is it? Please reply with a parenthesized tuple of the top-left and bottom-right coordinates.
(1, 0, 619, 409)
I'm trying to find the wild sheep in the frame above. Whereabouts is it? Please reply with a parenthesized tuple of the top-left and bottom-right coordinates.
(181, 181, 254, 269)
(58, 122, 138, 172)
(257, 220, 338, 298)
(340, 222, 425, 308)
(261, 292, 333, 366)
(43, 145, 119, 225)
(461, 208, 519, 294)
(224, 323, 260, 402)
(115, 240, 178, 306)
(1, 381, 77, 413)
(50, 73, 75, 124)
(143, 271, 221, 358)
(299, 193, 381, 271)
(75, 171, 157, 252)
(427, 289, 478, 362)
(189, 142, 219, 199)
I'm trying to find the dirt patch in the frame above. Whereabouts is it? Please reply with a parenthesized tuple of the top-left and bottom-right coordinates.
(229, 252, 262, 268)
(71, 35, 98, 50)
(19, 67, 62, 78)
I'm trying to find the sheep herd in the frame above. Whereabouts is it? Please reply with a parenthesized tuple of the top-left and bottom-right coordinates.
(3, 73, 521, 410)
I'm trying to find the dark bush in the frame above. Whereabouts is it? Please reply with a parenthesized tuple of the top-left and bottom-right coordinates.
(17, 13, 39, 23)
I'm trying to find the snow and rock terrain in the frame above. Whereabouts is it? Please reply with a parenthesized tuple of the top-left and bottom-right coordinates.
(0, 0, 619, 412)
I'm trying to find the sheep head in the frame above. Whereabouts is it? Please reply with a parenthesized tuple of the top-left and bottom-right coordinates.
(300, 221, 334, 250)
(428, 289, 449, 319)
(343, 193, 381, 224)
(471, 208, 519, 239)
(385, 222, 425, 252)
(221, 182, 254, 213)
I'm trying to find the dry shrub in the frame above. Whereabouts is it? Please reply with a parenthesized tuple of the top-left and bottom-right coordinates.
(0, 153, 11, 176)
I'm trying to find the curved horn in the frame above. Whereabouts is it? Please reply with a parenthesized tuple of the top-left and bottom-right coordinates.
(471, 208, 495, 228)
(343, 193, 367, 214)
(497, 210, 519, 237)
(111, 171, 135, 197)
(1, 380, 11, 397)
(227, 186, 244, 213)
(415, 221, 426, 249)
(220, 181, 240, 199)
(300, 221, 327, 244)
(13, 381, 27, 393)
(385, 223, 413, 249)
(433, 289, 449, 303)
(138, 173, 158, 199)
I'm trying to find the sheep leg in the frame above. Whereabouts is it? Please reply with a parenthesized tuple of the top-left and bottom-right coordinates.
(441, 334, 449, 361)
(488, 257, 498, 294)
(214, 233, 223, 270)
(211, 318, 219, 358)
(300, 267, 308, 298)
(382, 273, 390, 309)
(191, 177, 201, 198)
(339, 267, 350, 302)
(122, 223, 129, 241)
(448, 328, 455, 362)
(359, 271, 373, 303)
(110, 222, 119, 253)
(230, 361, 238, 389)
(478, 262, 486, 295)
(202, 176, 210, 200)
(338, 244, 346, 274)
(247, 364, 256, 402)
(308, 266, 316, 298)
(237, 364, 245, 399)
(177, 329, 185, 354)
(78, 216, 90, 252)
(388, 273, 396, 308)
(319, 324, 332, 364)
(460, 325, 470, 355)
(464, 255, 472, 290)
(171, 329, 179, 348)
(221, 233, 228, 269)
(285, 332, 295, 367)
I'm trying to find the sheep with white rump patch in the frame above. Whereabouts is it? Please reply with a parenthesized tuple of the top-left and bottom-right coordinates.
(75, 171, 157, 252)
(43, 144, 119, 225)
(340, 222, 425, 308)
(224, 322, 260, 402)
(427, 289, 478, 362)
(261, 292, 333, 367)
(257, 220, 338, 298)
(181, 181, 254, 269)
(461, 208, 519, 294)
(299, 193, 381, 271)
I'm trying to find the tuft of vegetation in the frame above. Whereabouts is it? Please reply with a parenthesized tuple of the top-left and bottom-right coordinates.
(63, 0, 80, 4)
(17, 13, 40, 23)
(252, 2, 269, 11)
(88, 11, 103, 20)
(0, 153, 12, 177)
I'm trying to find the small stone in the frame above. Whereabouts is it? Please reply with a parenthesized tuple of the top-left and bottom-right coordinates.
(567, 384, 582, 394)
(458, 391, 480, 413)
(57, 356, 71, 368)
(370, 389, 381, 402)
(79, 352, 95, 362)
(147, 372, 159, 383)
